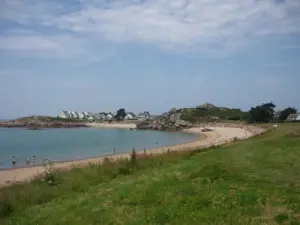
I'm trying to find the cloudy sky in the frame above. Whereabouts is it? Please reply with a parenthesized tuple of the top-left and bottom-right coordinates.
(0, 0, 299, 117)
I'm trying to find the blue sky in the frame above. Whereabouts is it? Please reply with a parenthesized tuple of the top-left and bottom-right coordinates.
(0, 0, 300, 118)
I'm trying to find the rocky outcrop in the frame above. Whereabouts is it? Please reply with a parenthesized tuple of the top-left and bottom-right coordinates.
(169, 113, 182, 122)
(0, 119, 88, 128)
(196, 103, 216, 110)
(136, 113, 192, 131)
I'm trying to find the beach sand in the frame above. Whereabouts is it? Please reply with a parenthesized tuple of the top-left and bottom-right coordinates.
(0, 126, 262, 187)
(87, 122, 136, 129)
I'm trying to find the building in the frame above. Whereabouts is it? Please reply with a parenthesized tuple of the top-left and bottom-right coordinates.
(59, 111, 71, 118)
(87, 116, 94, 121)
(286, 113, 300, 121)
(137, 111, 150, 120)
(125, 112, 136, 120)
(106, 113, 114, 120)
(83, 112, 91, 117)
(70, 111, 79, 119)
(77, 112, 85, 119)
(98, 113, 107, 120)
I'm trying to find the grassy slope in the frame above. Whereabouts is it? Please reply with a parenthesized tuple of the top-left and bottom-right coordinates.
(1, 124, 300, 225)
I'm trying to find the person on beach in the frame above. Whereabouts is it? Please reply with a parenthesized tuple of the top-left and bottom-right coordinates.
(26, 157, 30, 165)
(12, 156, 16, 167)
(32, 156, 36, 164)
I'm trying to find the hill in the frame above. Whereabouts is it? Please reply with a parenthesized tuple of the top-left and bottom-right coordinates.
(136, 103, 249, 131)
(179, 103, 249, 122)
(1, 123, 300, 224)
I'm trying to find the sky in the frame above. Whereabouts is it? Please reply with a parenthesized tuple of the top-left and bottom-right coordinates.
(0, 0, 300, 118)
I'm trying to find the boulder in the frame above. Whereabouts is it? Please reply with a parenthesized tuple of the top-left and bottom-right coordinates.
(174, 120, 192, 128)
(169, 113, 182, 122)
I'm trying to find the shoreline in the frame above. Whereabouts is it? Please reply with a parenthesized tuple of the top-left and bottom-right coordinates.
(0, 132, 200, 172)
(0, 126, 263, 187)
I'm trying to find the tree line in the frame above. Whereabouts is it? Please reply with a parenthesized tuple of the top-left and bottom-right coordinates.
(114, 103, 298, 124)
(248, 102, 297, 123)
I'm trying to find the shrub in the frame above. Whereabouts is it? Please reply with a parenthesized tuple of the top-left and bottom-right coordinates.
(42, 160, 59, 187)
(130, 148, 137, 167)
(0, 198, 14, 217)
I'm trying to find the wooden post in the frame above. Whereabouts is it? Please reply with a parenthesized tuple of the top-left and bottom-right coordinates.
(144, 148, 146, 154)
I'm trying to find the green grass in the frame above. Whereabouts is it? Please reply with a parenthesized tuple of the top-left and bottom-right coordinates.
(1, 123, 300, 224)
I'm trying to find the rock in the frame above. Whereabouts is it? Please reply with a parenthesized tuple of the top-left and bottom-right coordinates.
(169, 113, 182, 122)
(197, 103, 216, 110)
(174, 120, 192, 128)
(136, 116, 192, 131)
(202, 128, 213, 132)
(0, 119, 88, 128)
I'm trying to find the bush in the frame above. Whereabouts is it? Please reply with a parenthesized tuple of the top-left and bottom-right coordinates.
(130, 148, 137, 167)
(42, 160, 59, 187)
(0, 199, 14, 217)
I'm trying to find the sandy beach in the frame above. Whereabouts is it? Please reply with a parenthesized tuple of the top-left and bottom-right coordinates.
(87, 122, 137, 129)
(0, 126, 263, 187)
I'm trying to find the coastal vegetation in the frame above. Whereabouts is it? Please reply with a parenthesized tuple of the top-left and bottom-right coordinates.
(165, 102, 299, 124)
(1, 123, 300, 224)
(279, 107, 298, 121)
(1, 102, 298, 129)
(179, 105, 249, 122)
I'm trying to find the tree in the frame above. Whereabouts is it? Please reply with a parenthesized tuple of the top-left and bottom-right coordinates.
(248, 102, 276, 123)
(279, 107, 297, 121)
(115, 108, 126, 121)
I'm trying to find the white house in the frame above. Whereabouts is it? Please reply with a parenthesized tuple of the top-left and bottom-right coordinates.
(59, 111, 71, 118)
(83, 112, 90, 117)
(87, 116, 94, 121)
(77, 112, 85, 119)
(125, 112, 136, 120)
(106, 113, 113, 120)
(137, 111, 150, 120)
(98, 113, 106, 120)
(70, 111, 79, 119)
(286, 113, 300, 121)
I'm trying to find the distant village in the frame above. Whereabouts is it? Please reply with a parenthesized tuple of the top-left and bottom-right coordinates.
(59, 110, 151, 121)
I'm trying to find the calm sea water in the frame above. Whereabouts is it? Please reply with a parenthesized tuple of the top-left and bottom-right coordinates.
(0, 128, 198, 169)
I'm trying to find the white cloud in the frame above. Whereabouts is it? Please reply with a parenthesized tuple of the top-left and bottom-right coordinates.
(1, 0, 300, 57)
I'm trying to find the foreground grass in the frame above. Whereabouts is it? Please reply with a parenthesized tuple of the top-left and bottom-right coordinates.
(1, 124, 300, 224)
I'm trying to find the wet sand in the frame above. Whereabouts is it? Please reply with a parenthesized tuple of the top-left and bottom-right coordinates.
(0, 126, 262, 187)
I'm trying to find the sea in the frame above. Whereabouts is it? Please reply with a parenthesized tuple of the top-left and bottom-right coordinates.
(0, 127, 198, 169)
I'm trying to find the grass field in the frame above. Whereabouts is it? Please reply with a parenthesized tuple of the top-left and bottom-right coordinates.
(1, 123, 300, 225)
